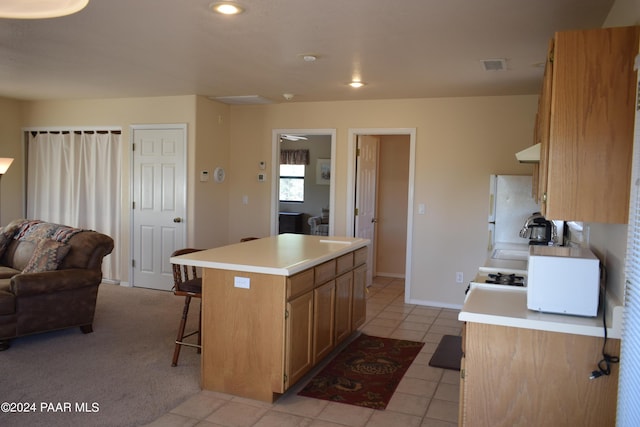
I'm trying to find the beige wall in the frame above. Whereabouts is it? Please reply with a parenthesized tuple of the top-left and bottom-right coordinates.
(12, 95, 232, 284)
(376, 134, 409, 277)
(228, 96, 538, 307)
(0, 97, 25, 224)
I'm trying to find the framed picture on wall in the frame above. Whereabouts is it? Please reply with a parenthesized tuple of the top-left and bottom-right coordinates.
(316, 158, 330, 185)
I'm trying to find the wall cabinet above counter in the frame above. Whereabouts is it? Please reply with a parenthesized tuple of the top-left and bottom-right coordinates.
(531, 26, 640, 224)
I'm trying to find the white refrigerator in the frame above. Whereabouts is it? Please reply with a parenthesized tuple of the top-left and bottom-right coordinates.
(488, 175, 541, 248)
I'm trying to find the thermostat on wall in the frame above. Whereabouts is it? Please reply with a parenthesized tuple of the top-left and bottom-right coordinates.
(214, 167, 226, 183)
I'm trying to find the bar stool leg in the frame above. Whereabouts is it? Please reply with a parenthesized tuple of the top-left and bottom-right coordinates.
(172, 295, 192, 367)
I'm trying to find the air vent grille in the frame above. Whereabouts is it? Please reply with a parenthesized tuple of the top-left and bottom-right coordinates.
(481, 59, 507, 71)
(211, 95, 273, 105)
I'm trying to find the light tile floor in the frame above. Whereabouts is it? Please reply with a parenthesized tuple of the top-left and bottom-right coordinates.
(146, 277, 463, 427)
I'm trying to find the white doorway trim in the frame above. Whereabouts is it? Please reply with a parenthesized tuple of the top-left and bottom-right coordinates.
(270, 129, 337, 236)
(347, 128, 416, 302)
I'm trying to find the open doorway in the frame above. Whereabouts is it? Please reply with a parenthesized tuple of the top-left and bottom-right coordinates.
(347, 128, 416, 301)
(270, 129, 336, 236)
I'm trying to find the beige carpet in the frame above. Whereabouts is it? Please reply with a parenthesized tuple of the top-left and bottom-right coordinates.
(0, 284, 201, 427)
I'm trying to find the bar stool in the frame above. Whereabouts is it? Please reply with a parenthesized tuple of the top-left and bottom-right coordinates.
(170, 248, 203, 367)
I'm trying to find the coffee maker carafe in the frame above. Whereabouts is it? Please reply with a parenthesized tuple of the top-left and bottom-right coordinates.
(519, 212, 556, 245)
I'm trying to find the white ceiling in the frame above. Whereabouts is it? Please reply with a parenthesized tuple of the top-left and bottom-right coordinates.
(0, 0, 614, 103)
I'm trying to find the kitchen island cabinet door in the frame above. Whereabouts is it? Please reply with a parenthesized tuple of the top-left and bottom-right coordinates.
(313, 280, 336, 364)
(461, 322, 619, 427)
(285, 290, 314, 388)
(335, 272, 353, 344)
(352, 263, 367, 330)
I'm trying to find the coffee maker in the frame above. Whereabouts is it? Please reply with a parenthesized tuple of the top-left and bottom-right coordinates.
(519, 212, 557, 245)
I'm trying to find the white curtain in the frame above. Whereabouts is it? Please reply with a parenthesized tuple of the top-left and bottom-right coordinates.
(27, 131, 121, 282)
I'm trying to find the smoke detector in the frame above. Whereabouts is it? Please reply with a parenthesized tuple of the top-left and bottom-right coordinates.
(480, 58, 507, 71)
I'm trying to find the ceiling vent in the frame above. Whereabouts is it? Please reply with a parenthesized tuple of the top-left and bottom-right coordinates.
(211, 95, 274, 105)
(480, 58, 507, 71)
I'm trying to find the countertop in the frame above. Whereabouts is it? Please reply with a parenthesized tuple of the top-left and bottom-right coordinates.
(170, 234, 370, 276)
(459, 285, 623, 339)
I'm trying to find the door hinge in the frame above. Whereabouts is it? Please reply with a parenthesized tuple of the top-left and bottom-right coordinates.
(460, 368, 465, 380)
(283, 374, 288, 384)
(131, 259, 135, 268)
(356, 148, 361, 156)
(354, 208, 359, 216)
(285, 309, 289, 319)
(132, 201, 135, 209)
(132, 143, 135, 151)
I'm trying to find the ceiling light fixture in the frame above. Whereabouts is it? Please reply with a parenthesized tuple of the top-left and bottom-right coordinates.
(0, 0, 89, 19)
(211, 2, 244, 15)
(349, 81, 365, 88)
(302, 55, 317, 62)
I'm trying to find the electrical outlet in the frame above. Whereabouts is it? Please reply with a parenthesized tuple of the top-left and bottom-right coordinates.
(456, 272, 464, 283)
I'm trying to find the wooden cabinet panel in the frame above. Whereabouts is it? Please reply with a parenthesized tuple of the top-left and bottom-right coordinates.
(287, 268, 314, 300)
(313, 280, 336, 364)
(461, 322, 619, 427)
(335, 272, 353, 344)
(354, 247, 367, 266)
(538, 26, 639, 223)
(285, 291, 314, 388)
(352, 263, 367, 330)
(315, 260, 336, 285)
(336, 252, 354, 276)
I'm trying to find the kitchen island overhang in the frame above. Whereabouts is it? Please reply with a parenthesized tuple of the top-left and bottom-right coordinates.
(171, 234, 370, 402)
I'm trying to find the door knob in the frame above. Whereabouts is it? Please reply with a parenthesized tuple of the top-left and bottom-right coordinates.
(173, 217, 182, 223)
(371, 218, 378, 223)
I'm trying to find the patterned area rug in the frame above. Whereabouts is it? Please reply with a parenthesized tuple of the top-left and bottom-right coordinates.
(298, 334, 424, 409)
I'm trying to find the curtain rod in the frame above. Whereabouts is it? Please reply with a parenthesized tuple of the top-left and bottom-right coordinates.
(28, 130, 122, 137)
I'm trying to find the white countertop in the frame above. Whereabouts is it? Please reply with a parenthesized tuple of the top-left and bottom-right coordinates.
(459, 286, 623, 339)
(170, 234, 370, 276)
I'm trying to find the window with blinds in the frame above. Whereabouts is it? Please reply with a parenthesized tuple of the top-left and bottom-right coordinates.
(618, 93, 640, 426)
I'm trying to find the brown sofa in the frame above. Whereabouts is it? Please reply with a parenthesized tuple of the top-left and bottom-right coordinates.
(0, 219, 114, 350)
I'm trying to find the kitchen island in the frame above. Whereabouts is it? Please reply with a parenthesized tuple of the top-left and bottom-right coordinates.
(458, 286, 622, 426)
(171, 234, 369, 402)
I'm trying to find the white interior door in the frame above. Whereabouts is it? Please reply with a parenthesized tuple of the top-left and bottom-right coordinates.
(131, 125, 187, 291)
(355, 135, 379, 285)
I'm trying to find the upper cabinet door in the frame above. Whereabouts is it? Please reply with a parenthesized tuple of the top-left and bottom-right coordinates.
(541, 26, 640, 223)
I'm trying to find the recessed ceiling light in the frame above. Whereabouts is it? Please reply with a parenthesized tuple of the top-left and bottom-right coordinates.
(302, 55, 317, 62)
(211, 2, 244, 15)
(349, 81, 365, 88)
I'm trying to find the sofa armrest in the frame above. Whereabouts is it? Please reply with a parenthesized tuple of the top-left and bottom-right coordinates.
(10, 269, 102, 297)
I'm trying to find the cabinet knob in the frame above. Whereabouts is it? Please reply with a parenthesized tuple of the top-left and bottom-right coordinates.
(542, 193, 547, 203)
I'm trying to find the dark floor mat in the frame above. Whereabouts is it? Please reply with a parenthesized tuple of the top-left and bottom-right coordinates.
(428, 335, 462, 370)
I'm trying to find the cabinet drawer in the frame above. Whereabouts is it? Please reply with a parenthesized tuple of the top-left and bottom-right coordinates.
(354, 247, 367, 266)
(336, 252, 354, 276)
(287, 268, 314, 300)
(315, 260, 336, 285)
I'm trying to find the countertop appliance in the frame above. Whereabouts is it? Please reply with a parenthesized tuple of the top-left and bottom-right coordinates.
(488, 175, 541, 248)
(519, 212, 557, 245)
(527, 245, 600, 317)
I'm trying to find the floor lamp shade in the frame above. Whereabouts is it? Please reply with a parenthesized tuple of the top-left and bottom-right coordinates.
(0, 158, 13, 174)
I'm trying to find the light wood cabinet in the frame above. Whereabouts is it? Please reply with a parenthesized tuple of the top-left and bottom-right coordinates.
(460, 322, 619, 426)
(534, 26, 639, 223)
(352, 263, 367, 329)
(335, 272, 353, 344)
(285, 290, 314, 387)
(201, 245, 368, 402)
(313, 279, 336, 364)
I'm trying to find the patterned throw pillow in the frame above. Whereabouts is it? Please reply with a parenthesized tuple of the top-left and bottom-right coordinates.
(22, 239, 71, 274)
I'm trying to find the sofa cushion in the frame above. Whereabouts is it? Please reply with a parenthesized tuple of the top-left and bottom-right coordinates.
(0, 266, 20, 280)
(22, 240, 71, 274)
(0, 280, 15, 316)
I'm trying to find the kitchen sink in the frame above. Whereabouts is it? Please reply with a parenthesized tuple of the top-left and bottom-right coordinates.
(491, 248, 529, 261)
